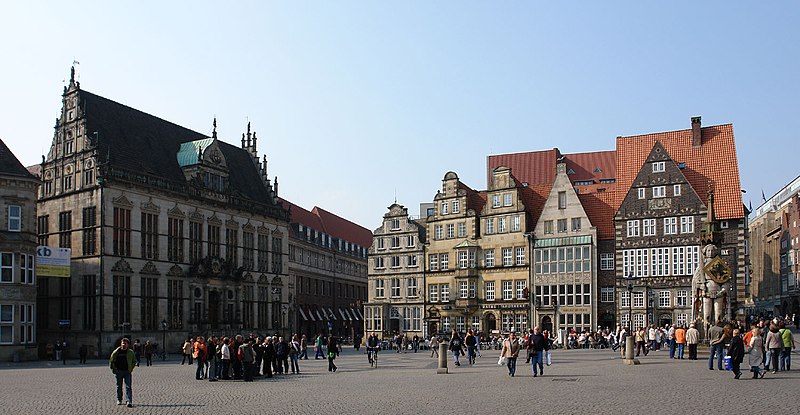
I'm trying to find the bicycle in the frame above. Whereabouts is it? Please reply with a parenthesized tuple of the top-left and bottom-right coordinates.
(367, 347, 379, 368)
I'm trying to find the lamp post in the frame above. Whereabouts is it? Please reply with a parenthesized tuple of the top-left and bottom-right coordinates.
(161, 320, 167, 361)
(626, 276, 634, 331)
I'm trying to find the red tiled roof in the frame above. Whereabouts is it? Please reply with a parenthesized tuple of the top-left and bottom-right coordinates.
(615, 124, 744, 219)
(311, 206, 373, 248)
(279, 199, 324, 230)
(518, 183, 552, 231)
(564, 150, 617, 194)
(458, 181, 487, 214)
(486, 148, 559, 186)
(578, 191, 617, 240)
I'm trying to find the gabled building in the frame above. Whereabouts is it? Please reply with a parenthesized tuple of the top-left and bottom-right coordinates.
(283, 199, 370, 341)
(36, 68, 290, 357)
(0, 139, 39, 361)
(532, 162, 598, 334)
(365, 203, 425, 338)
(614, 141, 705, 329)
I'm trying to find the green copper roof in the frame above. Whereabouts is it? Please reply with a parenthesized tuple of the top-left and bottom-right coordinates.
(534, 235, 592, 248)
(177, 137, 214, 167)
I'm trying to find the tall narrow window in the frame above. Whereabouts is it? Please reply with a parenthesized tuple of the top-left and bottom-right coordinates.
(257, 233, 269, 272)
(8, 206, 21, 232)
(225, 228, 238, 266)
(242, 231, 254, 270)
(58, 211, 72, 248)
(140, 277, 158, 330)
(168, 217, 184, 262)
(208, 225, 221, 258)
(112, 275, 131, 329)
(82, 207, 96, 255)
(271, 236, 283, 273)
(141, 213, 158, 260)
(82, 275, 96, 331)
(112, 208, 131, 256)
(558, 192, 567, 209)
(188, 221, 202, 263)
(167, 280, 184, 329)
(37, 215, 50, 246)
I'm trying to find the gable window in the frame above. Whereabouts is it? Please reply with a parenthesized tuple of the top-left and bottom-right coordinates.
(446, 224, 455, 239)
(652, 161, 665, 173)
(452, 200, 460, 213)
(375, 279, 385, 298)
(441, 202, 448, 215)
(390, 219, 400, 230)
(8, 206, 21, 232)
(407, 235, 415, 247)
(391, 236, 401, 248)
(638, 188, 646, 199)
(557, 219, 567, 233)
(652, 186, 666, 198)
(680, 216, 694, 234)
(503, 193, 512, 206)
(544, 220, 553, 234)
(485, 218, 495, 234)
(626, 220, 640, 237)
(498, 217, 508, 233)
(664, 217, 677, 235)
(571, 218, 581, 232)
(457, 222, 467, 238)
(673, 184, 681, 196)
(643, 219, 656, 236)
(558, 192, 567, 209)
(512, 215, 521, 232)
(374, 257, 385, 269)
(492, 195, 501, 208)
(434, 225, 443, 240)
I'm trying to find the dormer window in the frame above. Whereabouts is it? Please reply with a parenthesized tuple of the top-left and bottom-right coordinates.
(203, 172, 226, 193)
(652, 162, 665, 173)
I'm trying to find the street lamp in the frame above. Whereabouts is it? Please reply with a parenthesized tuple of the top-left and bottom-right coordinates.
(161, 320, 167, 361)
(625, 274, 634, 331)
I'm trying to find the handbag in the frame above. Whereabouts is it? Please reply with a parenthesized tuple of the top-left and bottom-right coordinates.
(545, 351, 552, 366)
(498, 356, 507, 365)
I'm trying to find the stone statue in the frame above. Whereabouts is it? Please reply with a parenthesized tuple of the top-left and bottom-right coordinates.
(691, 244, 732, 328)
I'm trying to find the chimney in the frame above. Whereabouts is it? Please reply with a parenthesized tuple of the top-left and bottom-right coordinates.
(691, 116, 702, 147)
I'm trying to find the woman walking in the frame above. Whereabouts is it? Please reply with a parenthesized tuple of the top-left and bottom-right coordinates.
(500, 332, 521, 377)
(728, 329, 744, 379)
(765, 324, 783, 374)
(327, 334, 338, 372)
(746, 326, 766, 379)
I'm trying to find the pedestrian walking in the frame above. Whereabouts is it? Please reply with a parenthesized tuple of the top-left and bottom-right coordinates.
(728, 329, 745, 379)
(181, 338, 193, 365)
(327, 334, 338, 372)
(109, 338, 136, 407)
(765, 324, 783, 374)
(449, 330, 463, 366)
(430, 335, 439, 358)
(746, 326, 766, 379)
(527, 326, 549, 377)
(500, 331, 520, 376)
(708, 320, 725, 370)
(686, 324, 699, 360)
(144, 340, 154, 366)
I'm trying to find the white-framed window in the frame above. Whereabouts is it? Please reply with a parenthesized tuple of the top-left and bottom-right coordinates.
(672, 247, 685, 276)
(390, 278, 401, 298)
(676, 290, 688, 307)
(484, 250, 495, 267)
(502, 248, 513, 267)
(407, 278, 418, 297)
(652, 247, 670, 277)
(440, 253, 449, 270)
(642, 219, 656, 236)
(471, 315, 480, 331)
(627, 220, 640, 237)
(720, 221, 729, 229)
(407, 235, 415, 247)
(620, 290, 630, 308)
(664, 217, 677, 235)
(459, 281, 468, 299)
(456, 316, 465, 333)
(440, 284, 449, 302)
(502, 280, 513, 300)
(503, 193, 512, 206)
(673, 184, 681, 196)
(652, 161, 665, 173)
(446, 224, 455, 239)
(632, 292, 644, 308)
(676, 313, 688, 327)
(407, 254, 417, 267)
(0, 304, 13, 344)
(658, 290, 671, 307)
(375, 279, 385, 298)
(8, 206, 21, 232)
(442, 316, 451, 332)
(498, 217, 508, 233)
(571, 218, 581, 232)
(452, 200, 460, 213)
(0, 253, 13, 283)
(441, 202, 448, 215)
(469, 281, 476, 298)
(21, 254, 34, 285)
(485, 218, 495, 234)
(633, 314, 646, 330)
(390, 219, 401, 230)
(515, 247, 526, 266)
(485, 281, 495, 301)
(458, 251, 468, 269)
(457, 222, 467, 238)
(516, 280, 526, 299)
(638, 188, 645, 199)
(492, 194, 501, 208)
(512, 215, 521, 232)
(434, 225, 443, 240)
(680, 216, 694, 234)
(652, 186, 666, 198)
(620, 313, 630, 329)
(429, 284, 438, 302)
(636, 248, 649, 277)
(391, 256, 401, 268)
(600, 253, 614, 270)
(600, 287, 614, 303)
(557, 219, 567, 233)
(429, 254, 438, 271)
(516, 314, 528, 333)
(544, 220, 553, 234)
(19, 303, 34, 344)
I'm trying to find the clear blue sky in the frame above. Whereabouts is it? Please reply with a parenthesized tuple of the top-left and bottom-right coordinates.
(2, 2, 798, 230)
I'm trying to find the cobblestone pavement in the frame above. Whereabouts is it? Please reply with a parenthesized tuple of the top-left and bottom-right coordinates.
(0, 345, 798, 414)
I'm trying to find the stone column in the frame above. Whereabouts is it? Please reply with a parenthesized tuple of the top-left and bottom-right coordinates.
(437, 343, 448, 374)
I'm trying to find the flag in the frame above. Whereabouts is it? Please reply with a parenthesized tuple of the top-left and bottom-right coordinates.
(761, 189, 766, 202)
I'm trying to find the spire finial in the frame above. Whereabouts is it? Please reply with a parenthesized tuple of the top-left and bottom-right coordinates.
(70, 66, 75, 84)
(212, 117, 217, 139)
(246, 122, 252, 147)
(241, 133, 245, 148)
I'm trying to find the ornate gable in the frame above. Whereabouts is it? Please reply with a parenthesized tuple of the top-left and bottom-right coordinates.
(167, 205, 186, 218)
(112, 195, 134, 208)
(208, 214, 222, 226)
(189, 209, 204, 222)
(140, 261, 160, 275)
(140, 198, 161, 214)
(111, 259, 133, 273)
(167, 264, 185, 277)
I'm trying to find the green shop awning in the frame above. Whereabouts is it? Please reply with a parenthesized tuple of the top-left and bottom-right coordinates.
(534, 235, 592, 248)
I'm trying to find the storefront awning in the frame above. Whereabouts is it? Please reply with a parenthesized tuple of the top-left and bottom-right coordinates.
(328, 307, 337, 320)
(298, 308, 309, 321)
(353, 308, 363, 321)
(306, 308, 315, 321)
(316, 309, 325, 321)
(339, 308, 350, 321)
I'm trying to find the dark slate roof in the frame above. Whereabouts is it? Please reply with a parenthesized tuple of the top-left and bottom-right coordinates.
(79, 89, 274, 204)
(0, 138, 37, 179)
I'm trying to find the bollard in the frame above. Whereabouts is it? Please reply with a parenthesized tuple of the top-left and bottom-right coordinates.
(623, 335, 640, 365)
(437, 343, 448, 374)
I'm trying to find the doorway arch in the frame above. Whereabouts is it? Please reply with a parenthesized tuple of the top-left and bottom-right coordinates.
(541, 315, 553, 333)
(485, 313, 497, 333)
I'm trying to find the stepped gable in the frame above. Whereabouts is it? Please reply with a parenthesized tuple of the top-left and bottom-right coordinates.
(616, 123, 743, 219)
(0, 138, 37, 179)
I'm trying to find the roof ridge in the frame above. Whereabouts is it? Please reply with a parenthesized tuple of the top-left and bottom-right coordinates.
(617, 123, 733, 140)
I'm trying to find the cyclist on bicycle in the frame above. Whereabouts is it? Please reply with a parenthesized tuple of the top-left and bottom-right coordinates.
(366, 333, 380, 366)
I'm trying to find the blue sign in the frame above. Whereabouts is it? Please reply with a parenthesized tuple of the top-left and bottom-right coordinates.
(58, 320, 71, 329)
